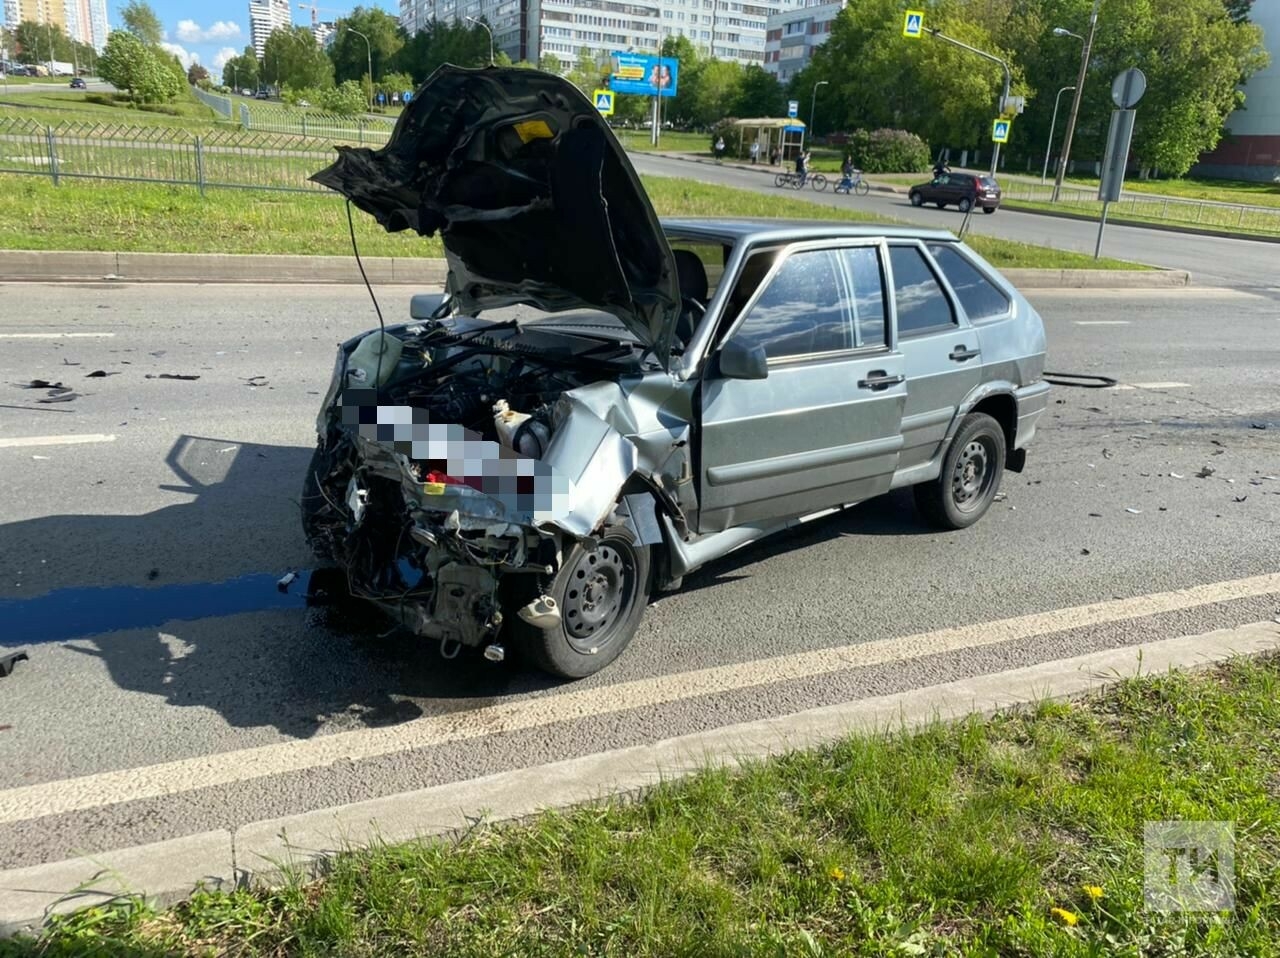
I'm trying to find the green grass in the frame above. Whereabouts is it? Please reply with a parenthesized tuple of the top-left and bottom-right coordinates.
(0, 174, 1145, 270)
(8, 656, 1279, 956)
(1061, 174, 1280, 209)
(0, 89, 226, 130)
(1002, 196, 1280, 239)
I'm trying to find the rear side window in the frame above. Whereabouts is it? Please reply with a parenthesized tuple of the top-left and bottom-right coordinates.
(888, 246, 956, 336)
(729, 249, 851, 360)
(840, 247, 888, 348)
(927, 244, 1011, 322)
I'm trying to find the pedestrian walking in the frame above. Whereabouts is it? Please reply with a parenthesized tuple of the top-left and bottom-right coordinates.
(714, 136, 726, 163)
(750, 141, 760, 164)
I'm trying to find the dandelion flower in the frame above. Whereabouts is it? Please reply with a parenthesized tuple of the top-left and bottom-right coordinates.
(1083, 885, 1104, 901)
(828, 866, 845, 882)
(1050, 907, 1079, 926)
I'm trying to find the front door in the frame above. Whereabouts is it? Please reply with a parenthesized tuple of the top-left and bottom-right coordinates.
(697, 242, 907, 533)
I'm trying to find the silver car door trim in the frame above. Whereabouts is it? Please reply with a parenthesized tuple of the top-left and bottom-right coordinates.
(901, 407, 956, 432)
(706, 434, 904, 486)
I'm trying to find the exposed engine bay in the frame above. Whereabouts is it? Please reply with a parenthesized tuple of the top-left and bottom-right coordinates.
(303, 314, 682, 658)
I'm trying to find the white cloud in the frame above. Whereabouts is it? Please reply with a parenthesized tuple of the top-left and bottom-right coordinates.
(212, 47, 238, 72)
(160, 42, 199, 68)
(175, 19, 242, 43)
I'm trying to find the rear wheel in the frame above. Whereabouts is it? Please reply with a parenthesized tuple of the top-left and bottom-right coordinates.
(774, 173, 788, 188)
(983, 207, 996, 214)
(910, 192, 923, 207)
(512, 527, 650, 679)
(958, 197, 974, 213)
(913, 413, 1006, 530)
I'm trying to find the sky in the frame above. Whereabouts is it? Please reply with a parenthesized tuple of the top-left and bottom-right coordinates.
(114, 0, 394, 75)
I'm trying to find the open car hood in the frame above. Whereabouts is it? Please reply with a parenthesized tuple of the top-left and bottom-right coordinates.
(311, 66, 681, 367)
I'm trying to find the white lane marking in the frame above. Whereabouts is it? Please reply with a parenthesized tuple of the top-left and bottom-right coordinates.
(0, 434, 117, 449)
(0, 332, 115, 339)
(2, 570, 1279, 825)
(1110, 382, 1191, 391)
(1074, 320, 1130, 325)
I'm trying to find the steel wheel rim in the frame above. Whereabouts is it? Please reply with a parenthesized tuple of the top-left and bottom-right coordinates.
(562, 541, 638, 652)
(951, 436, 996, 511)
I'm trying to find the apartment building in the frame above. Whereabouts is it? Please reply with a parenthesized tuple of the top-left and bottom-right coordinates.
(248, 0, 292, 59)
(762, 0, 843, 83)
(399, 0, 778, 69)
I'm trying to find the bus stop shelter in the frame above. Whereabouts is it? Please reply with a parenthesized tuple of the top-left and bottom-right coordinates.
(733, 118, 806, 164)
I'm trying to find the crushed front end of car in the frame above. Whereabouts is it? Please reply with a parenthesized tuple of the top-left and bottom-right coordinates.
(302, 65, 689, 676)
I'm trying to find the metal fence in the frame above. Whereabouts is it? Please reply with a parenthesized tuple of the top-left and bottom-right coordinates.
(190, 85, 232, 119)
(239, 105, 395, 146)
(0, 117, 338, 194)
(1000, 179, 1280, 235)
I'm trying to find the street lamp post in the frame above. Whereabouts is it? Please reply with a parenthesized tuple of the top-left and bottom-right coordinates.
(344, 26, 374, 109)
(1041, 84, 1075, 184)
(1050, 1, 1101, 202)
(465, 16, 494, 66)
(805, 79, 828, 152)
(228, 62, 237, 92)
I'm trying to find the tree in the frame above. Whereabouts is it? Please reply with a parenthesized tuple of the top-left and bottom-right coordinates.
(187, 63, 209, 85)
(1223, 0, 1253, 22)
(328, 7, 405, 84)
(120, 0, 163, 47)
(13, 21, 75, 64)
(97, 29, 183, 102)
(564, 45, 603, 97)
(394, 18, 491, 82)
(221, 46, 260, 91)
(733, 64, 785, 118)
(539, 53, 563, 74)
(263, 26, 334, 91)
(377, 70, 416, 100)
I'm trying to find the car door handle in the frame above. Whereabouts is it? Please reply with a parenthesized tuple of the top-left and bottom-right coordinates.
(858, 371, 905, 390)
(949, 346, 980, 362)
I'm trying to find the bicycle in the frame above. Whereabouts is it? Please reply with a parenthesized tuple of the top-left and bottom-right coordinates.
(774, 172, 804, 190)
(834, 169, 871, 196)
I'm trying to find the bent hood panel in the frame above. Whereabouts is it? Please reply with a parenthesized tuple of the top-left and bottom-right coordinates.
(311, 65, 680, 366)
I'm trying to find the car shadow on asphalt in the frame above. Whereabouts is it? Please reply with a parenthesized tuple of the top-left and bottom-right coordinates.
(0, 435, 558, 741)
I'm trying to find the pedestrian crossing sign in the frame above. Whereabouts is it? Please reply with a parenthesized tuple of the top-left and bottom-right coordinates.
(992, 118, 1011, 143)
(902, 10, 924, 38)
(593, 89, 614, 116)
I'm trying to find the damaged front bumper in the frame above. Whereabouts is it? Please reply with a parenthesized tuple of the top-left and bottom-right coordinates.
(304, 380, 640, 651)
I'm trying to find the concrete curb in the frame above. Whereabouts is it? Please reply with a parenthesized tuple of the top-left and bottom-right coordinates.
(0, 250, 449, 285)
(0, 250, 1189, 290)
(2, 620, 1276, 936)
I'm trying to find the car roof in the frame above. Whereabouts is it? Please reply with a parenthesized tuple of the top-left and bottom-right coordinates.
(660, 217, 959, 246)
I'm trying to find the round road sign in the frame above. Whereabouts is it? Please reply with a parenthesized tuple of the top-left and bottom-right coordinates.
(1111, 67, 1147, 109)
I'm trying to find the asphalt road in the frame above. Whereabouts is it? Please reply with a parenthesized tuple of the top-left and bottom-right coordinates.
(629, 153, 1280, 288)
(1, 282, 1278, 868)
(0, 80, 112, 96)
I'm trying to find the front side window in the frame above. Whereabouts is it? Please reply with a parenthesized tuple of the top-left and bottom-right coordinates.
(927, 244, 1010, 322)
(728, 249, 850, 360)
(888, 246, 956, 336)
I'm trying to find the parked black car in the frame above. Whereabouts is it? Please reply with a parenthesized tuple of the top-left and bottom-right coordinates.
(909, 172, 1001, 214)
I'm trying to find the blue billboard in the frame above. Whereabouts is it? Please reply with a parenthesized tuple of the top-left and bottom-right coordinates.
(609, 51, 679, 98)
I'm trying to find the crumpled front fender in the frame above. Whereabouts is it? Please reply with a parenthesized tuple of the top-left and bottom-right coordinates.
(541, 394, 638, 537)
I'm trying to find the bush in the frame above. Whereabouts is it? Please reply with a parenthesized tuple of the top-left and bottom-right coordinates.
(845, 128, 931, 174)
(709, 118, 744, 156)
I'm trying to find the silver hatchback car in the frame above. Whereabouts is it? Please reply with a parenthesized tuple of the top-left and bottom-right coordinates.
(305, 66, 1049, 678)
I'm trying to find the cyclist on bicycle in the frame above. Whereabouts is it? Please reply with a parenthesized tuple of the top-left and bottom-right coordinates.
(795, 149, 809, 186)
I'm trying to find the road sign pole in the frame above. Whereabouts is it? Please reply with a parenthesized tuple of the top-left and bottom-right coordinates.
(1094, 201, 1110, 259)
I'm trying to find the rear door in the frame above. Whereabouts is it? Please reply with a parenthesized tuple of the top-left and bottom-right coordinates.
(885, 242, 981, 476)
(697, 241, 906, 533)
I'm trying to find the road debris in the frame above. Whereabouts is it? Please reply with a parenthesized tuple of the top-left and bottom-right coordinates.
(1102, 448, 1114, 459)
(31, 455, 50, 460)
(1088, 512, 1102, 518)
(277, 571, 299, 593)
(1251, 422, 1269, 430)
(20, 380, 63, 389)
(244, 375, 269, 387)
(1234, 496, 1248, 503)
(1125, 508, 1142, 514)
(147, 568, 160, 581)
(1080, 548, 1091, 555)
(1196, 466, 1216, 479)
(85, 370, 120, 378)
(61, 358, 80, 366)
(145, 373, 201, 381)
(1169, 472, 1185, 479)
(0, 651, 29, 678)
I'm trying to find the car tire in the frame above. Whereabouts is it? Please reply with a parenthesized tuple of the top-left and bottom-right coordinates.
(512, 526, 651, 679)
(983, 207, 996, 214)
(910, 192, 923, 207)
(913, 413, 1006, 530)
(958, 197, 973, 213)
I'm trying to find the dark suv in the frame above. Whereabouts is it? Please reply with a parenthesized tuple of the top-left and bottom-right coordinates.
(910, 172, 1001, 214)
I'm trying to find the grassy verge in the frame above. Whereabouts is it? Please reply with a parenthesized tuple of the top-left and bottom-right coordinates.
(1060, 174, 1280, 209)
(1002, 197, 1280, 239)
(0, 174, 1146, 270)
(8, 656, 1279, 956)
(0, 89, 226, 129)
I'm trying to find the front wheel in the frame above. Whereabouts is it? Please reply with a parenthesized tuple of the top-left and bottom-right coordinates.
(810, 173, 827, 192)
(913, 413, 1006, 530)
(512, 527, 651, 679)
(910, 192, 923, 207)
(855, 180, 871, 196)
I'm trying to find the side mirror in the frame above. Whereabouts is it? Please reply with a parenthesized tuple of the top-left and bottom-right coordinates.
(409, 292, 452, 320)
(718, 339, 768, 380)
